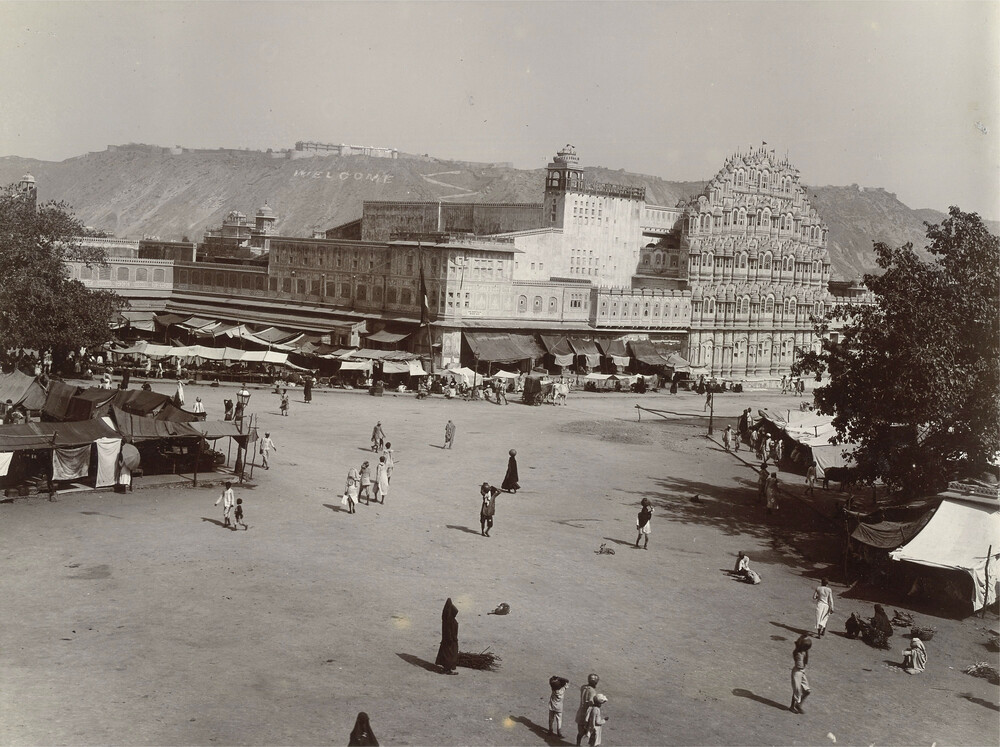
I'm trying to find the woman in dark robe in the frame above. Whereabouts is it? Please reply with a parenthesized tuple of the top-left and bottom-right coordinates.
(347, 712, 379, 746)
(435, 597, 459, 674)
(501, 449, 520, 493)
(872, 604, 893, 638)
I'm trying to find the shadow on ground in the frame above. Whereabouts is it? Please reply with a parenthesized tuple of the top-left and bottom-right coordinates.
(732, 688, 789, 711)
(396, 653, 439, 673)
(507, 715, 566, 746)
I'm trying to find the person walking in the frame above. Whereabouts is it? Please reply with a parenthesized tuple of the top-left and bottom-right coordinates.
(635, 497, 653, 550)
(435, 598, 459, 675)
(813, 578, 835, 638)
(789, 635, 812, 713)
(374, 455, 389, 504)
(371, 422, 385, 452)
(496, 379, 508, 405)
(344, 467, 360, 514)
(765, 472, 779, 516)
(358, 461, 373, 505)
(722, 425, 733, 453)
(303, 376, 313, 404)
(348, 712, 379, 746)
(259, 432, 276, 470)
(174, 379, 185, 407)
(382, 442, 395, 482)
(547, 675, 570, 738)
(575, 674, 600, 746)
(479, 482, 501, 536)
(279, 389, 289, 416)
(704, 390, 713, 412)
(757, 463, 769, 504)
(215, 481, 235, 529)
(501, 449, 520, 493)
(585, 694, 609, 746)
(444, 420, 456, 449)
(805, 461, 818, 496)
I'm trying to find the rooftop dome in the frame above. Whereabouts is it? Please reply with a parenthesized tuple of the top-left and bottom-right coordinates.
(20, 173, 35, 183)
(257, 203, 275, 217)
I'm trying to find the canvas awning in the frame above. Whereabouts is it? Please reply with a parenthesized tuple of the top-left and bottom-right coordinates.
(111, 407, 201, 442)
(568, 338, 602, 367)
(66, 388, 118, 421)
(43, 380, 81, 420)
(366, 330, 410, 344)
(629, 339, 670, 366)
(339, 361, 373, 372)
(252, 326, 300, 344)
(154, 313, 189, 327)
(597, 339, 627, 357)
(465, 332, 544, 363)
(489, 370, 520, 380)
(112, 389, 173, 416)
(189, 420, 244, 441)
(850, 513, 934, 550)
(382, 361, 411, 375)
(890, 494, 1000, 610)
(441, 367, 484, 386)
(0, 371, 48, 410)
(0, 418, 120, 451)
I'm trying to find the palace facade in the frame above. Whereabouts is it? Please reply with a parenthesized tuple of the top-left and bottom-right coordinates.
(67, 146, 871, 380)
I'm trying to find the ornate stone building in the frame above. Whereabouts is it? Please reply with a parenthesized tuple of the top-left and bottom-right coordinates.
(679, 147, 835, 378)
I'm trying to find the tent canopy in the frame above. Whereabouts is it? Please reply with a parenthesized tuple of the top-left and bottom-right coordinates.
(629, 339, 669, 366)
(568, 338, 602, 367)
(366, 330, 410, 344)
(111, 407, 201, 442)
(465, 332, 544, 363)
(598, 339, 628, 358)
(0, 371, 48, 411)
(0, 418, 120, 451)
(42, 380, 81, 420)
(441, 367, 483, 386)
(890, 495, 1000, 611)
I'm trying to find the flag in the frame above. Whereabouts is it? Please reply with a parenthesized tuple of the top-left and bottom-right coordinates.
(419, 262, 430, 326)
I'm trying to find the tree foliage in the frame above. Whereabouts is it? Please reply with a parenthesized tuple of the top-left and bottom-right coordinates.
(795, 207, 999, 496)
(0, 191, 126, 363)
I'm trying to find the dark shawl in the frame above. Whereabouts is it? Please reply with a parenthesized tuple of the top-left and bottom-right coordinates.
(501, 455, 520, 491)
(638, 506, 653, 529)
(348, 712, 379, 746)
(435, 597, 459, 671)
(872, 604, 893, 637)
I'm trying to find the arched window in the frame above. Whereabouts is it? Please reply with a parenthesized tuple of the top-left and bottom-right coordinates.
(762, 253, 772, 270)
(788, 298, 797, 316)
(736, 169, 744, 186)
(707, 298, 716, 314)
(738, 252, 747, 269)
(759, 171, 767, 188)
(153, 268, 165, 283)
(764, 295, 774, 314)
(136, 267, 148, 282)
(548, 297, 558, 313)
(817, 301, 825, 316)
(533, 296, 543, 313)
(643, 302, 650, 317)
(654, 253, 662, 266)
(653, 303, 660, 317)
(517, 295, 527, 313)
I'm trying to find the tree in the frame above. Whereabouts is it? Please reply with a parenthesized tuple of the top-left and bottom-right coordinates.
(795, 207, 999, 496)
(0, 190, 126, 369)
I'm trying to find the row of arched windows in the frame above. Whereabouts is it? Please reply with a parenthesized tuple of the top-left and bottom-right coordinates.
(694, 296, 827, 318)
(732, 169, 795, 193)
(79, 264, 168, 284)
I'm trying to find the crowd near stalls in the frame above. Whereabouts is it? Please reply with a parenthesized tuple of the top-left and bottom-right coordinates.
(0, 375, 245, 499)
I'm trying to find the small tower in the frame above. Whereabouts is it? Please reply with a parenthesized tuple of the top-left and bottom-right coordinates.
(16, 173, 37, 207)
(543, 145, 583, 227)
(255, 203, 277, 236)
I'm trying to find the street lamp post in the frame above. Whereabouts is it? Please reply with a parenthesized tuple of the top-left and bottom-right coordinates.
(234, 384, 251, 480)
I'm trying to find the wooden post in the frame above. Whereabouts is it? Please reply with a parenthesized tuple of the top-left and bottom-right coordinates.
(192, 436, 203, 487)
(983, 544, 992, 619)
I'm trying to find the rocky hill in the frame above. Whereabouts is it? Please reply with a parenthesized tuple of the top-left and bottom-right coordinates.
(0, 145, 976, 279)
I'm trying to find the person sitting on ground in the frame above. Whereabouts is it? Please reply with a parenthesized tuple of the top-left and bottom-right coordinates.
(844, 612, 863, 639)
(731, 551, 761, 584)
(902, 636, 927, 674)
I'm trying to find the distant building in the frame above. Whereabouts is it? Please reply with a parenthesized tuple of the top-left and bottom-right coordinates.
(200, 204, 278, 259)
(295, 141, 398, 159)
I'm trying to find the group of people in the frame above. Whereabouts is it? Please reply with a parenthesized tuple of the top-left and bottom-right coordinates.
(548, 673, 611, 746)
(780, 375, 808, 396)
(213, 481, 248, 530)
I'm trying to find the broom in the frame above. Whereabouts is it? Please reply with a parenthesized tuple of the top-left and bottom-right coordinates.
(458, 646, 502, 671)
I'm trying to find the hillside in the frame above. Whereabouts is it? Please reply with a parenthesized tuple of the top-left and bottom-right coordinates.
(0, 146, 971, 278)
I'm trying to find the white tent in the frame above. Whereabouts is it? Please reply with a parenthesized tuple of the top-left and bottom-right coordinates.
(890, 492, 1000, 611)
(441, 367, 483, 386)
(489, 370, 520, 380)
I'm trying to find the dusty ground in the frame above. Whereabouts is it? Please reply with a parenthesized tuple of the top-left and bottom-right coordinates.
(1, 383, 997, 746)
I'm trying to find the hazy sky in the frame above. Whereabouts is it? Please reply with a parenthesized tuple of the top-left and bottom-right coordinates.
(1, 1, 997, 217)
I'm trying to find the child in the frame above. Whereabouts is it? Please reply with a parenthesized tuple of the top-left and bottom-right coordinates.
(547, 675, 569, 737)
(280, 389, 290, 416)
(358, 461, 372, 505)
(234, 497, 247, 530)
(635, 497, 653, 550)
(586, 694, 609, 746)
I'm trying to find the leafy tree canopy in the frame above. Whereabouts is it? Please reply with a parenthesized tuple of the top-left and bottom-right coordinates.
(795, 207, 999, 496)
(0, 191, 126, 362)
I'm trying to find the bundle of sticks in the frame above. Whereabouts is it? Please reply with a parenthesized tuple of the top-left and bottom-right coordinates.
(458, 647, 502, 671)
(964, 661, 1000, 685)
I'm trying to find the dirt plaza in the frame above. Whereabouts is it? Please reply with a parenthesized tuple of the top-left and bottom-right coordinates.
(0, 383, 996, 746)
